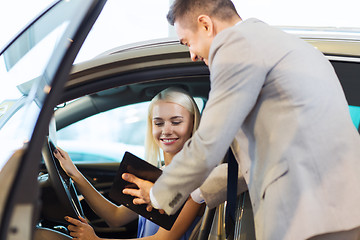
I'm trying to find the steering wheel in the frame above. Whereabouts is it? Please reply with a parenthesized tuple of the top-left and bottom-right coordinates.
(41, 137, 84, 224)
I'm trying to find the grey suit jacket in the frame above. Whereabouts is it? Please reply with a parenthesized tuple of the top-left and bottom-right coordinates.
(152, 18, 360, 240)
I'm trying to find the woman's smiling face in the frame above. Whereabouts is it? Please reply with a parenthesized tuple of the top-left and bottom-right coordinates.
(152, 101, 193, 162)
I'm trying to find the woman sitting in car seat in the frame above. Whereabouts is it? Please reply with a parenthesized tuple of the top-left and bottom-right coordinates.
(54, 87, 204, 240)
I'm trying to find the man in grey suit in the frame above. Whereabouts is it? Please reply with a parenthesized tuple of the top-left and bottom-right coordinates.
(122, 0, 360, 239)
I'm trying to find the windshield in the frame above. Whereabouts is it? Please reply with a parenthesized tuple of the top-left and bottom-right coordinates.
(0, 0, 92, 171)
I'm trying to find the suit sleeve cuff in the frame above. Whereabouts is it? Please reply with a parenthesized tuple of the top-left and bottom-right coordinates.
(149, 187, 161, 209)
(190, 188, 205, 204)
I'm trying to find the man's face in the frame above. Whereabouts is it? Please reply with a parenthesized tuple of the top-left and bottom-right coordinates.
(175, 19, 213, 66)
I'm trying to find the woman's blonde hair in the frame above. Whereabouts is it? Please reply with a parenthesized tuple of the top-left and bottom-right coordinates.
(145, 87, 201, 167)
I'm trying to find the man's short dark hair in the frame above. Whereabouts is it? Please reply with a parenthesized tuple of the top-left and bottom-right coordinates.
(167, 0, 239, 28)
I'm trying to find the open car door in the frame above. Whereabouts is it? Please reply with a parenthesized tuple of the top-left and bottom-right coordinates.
(0, 0, 107, 239)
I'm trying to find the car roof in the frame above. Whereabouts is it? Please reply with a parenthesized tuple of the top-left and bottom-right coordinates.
(63, 35, 360, 100)
(66, 34, 360, 89)
(62, 38, 209, 103)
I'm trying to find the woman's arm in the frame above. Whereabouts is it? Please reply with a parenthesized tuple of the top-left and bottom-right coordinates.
(139, 197, 204, 240)
(54, 147, 138, 227)
(63, 190, 203, 240)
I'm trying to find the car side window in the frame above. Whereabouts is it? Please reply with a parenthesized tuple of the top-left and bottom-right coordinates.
(57, 102, 149, 163)
(56, 98, 204, 163)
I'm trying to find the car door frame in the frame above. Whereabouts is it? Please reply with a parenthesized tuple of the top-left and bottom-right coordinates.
(0, 0, 107, 239)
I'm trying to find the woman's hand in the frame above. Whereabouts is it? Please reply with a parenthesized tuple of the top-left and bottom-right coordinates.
(53, 147, 79, 178)
(65, 216, 100, 240)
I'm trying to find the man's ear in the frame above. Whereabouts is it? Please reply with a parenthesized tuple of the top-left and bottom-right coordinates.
(197, 15, 214, 36)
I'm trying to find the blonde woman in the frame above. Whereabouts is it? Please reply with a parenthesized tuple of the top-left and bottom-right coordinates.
(54, 87, 204, 240)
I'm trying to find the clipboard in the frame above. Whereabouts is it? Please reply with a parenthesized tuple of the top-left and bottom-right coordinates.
(109, 151, 183, 230)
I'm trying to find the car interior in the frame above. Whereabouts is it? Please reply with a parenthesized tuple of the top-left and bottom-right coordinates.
(38, 76, 213, 239)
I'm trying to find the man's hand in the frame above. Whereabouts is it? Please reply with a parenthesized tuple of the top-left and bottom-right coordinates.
(122, 173, 166, 214)
(122, 173, 153, 205)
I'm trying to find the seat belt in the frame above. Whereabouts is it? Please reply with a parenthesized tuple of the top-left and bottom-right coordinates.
(225, 147, 238, 238)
